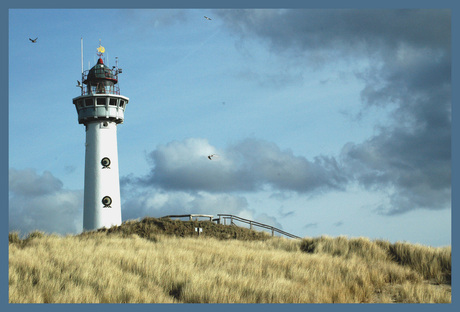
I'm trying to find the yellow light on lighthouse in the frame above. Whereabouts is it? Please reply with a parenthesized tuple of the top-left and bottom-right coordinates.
(97, 45, 105, 54)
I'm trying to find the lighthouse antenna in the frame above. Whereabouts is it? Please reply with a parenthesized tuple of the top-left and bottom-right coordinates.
(81, 37, 84, 75)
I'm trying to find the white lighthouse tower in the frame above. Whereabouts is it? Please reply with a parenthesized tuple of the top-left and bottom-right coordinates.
(72, 43, 129, 231)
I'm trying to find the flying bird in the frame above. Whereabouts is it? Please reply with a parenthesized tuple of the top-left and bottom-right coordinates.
(29, 37, 38, 43)
(76, 80, 82, 88)
(208, 154, 218, 160)
(204, 16, 212, 20)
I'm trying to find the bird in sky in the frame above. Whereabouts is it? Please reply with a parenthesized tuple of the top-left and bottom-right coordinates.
(208, 154, 218, 160)
(29, 37, 38, 43)
(204, 16, 212, 20)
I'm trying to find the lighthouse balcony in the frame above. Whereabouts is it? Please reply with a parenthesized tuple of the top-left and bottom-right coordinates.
(72, 94, 129, 125)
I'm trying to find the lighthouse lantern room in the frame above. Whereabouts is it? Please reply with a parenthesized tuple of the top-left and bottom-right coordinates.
(72, 43, 129, 231)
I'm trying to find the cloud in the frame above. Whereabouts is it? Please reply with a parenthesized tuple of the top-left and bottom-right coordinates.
(119, 9, 451, 217)
(340, 123, 451, 215)
(215, 9, 451, 215)
(120, 185, 285, 231)
(278, 206, 295, 218)
(217, 9, 450, 59)
(119, 136, 349, 230)
(340, 42, 451, 214)
(304, 222, 318, 229)
(9, 168, 83, 236)
(129, 138, 348, 194)
(121, 187, 250, 221)
(9, 168, 63, 197)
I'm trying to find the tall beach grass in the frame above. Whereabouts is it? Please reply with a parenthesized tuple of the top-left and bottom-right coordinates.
(9, 224, 451, 303)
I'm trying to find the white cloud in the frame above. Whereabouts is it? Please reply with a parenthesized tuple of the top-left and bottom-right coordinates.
(135, 137, 347, 194)
(9, 168, 83, 236)
(121, 188, 250, 221)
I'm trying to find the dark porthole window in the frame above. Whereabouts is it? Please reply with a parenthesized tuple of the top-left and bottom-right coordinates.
(101, 157, 111, 168)
(102, 196, 112, 207)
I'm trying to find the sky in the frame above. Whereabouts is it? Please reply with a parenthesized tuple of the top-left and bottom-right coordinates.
(8, 7, 452, 246)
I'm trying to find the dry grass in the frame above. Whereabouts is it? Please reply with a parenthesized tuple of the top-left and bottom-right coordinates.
(301, 236, 451, 285)
(9, 221, 451, 303)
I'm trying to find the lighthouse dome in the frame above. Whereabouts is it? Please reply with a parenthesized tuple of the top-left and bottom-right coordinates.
(84, 58, 117, 83)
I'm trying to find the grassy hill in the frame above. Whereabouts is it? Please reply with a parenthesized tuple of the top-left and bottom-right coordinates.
(9, 217, 451, 303)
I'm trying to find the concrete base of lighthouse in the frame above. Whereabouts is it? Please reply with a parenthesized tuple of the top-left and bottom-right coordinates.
(83, 121, 122, 231)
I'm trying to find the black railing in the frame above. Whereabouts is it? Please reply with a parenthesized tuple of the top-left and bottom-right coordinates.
(79, 70, 120, 96)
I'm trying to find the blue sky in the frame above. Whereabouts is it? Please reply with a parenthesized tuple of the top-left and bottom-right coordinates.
(8, 7, 452, 246)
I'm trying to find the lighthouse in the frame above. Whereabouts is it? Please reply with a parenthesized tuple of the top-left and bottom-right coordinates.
(72, 43, 129, 231)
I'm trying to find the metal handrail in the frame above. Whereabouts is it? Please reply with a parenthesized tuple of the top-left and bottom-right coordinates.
(161, 214, 214, 221)
(81, 88, 121, 96)
(217, 214, 301, 239)
(158, 213, 301, 239)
